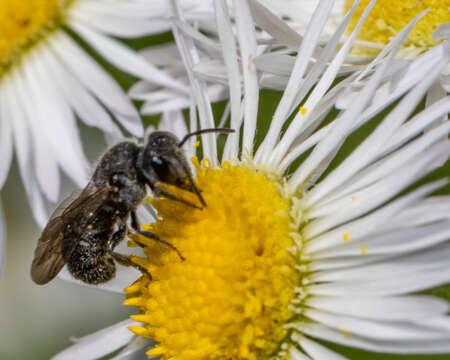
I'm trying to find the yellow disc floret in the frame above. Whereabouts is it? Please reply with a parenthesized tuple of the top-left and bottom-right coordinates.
(0, 0, 74, 73)
(345, 0, 450, 56)
(125, 160, 299, 360)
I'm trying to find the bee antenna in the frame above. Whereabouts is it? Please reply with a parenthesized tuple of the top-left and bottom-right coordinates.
(178, 128, 235, 148)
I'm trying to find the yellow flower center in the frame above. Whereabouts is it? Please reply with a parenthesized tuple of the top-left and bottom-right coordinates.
(345, 0, 449, 55)
(125, 160, 301, 360)
(0, 0, 74, 73)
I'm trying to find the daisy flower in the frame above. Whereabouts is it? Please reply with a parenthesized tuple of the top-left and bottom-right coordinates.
(260, 0, 449, 58)
(0, 0, 197, 231)
(259, 0, 449, 103)
(53, 0, 450, 359)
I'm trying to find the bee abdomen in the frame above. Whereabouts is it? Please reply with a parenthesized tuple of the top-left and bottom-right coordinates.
(68, 253, 116, 284)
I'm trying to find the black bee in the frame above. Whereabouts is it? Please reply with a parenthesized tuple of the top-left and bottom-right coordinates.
(31, 128, 233, 285)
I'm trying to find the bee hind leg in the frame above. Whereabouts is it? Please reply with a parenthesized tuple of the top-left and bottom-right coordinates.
(108, 223, 152, 280)
(109, 251, 152, 281)
(130, 211, 185, 261)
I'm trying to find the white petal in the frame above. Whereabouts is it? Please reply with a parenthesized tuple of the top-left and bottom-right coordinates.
(3, 72, 49, 227)
(235, 0, 260, 154)
(216, 0, 242, 161)
(386, 96, 450, 155)
(70, 6, 171, 38)
(111, 338, 153, 360)
(298, 336, 349, 360)
(269, 0, 376, 166)
(188, 97, 199, 148)
(301, 323, 450, 354)
(254, 53, 296, 76)
(135, 204, 157, 229)
(0, 200, 5, 278)
(288, 13, 423, 192)
(13, 61, 60, 203)
(255, 0, 336, 164)
(39, 46, 122, 137)
(312, 220, 450, 259)
(306, 295, 449, 322)
(289, 347, 312, 360)
(309, 254, 386, 272)
(305, 148, 448, 240)
(432, 23, 450, 41)
(0, 87, 13, 189)
(276, 77, 355, 174)
(128, 80, 156, 100)
(304, 308, 449, 341)
(391, 196, 450, 228)
(260, 73, 290, 90)
(304, 180, 446, 253)
(305, 58, 446, 206)
(247, 0, 302, 48)
(138, 42, 183, 68)
(141, 97, 190, 115)
(48, 31, 142, 137)
(313, 121, 450, 209)
(308, 264, 450, 297)
(312, 241, 450, 284)
(218, 100, 231, 128)
(71, 0, 169, 19)
(52, 319, 138, 360)
(3, 73, 30, 188)
(58, 264, 141, 294)
(174, 18, 222, 55)
(23, 49, 89, 189)
(158, 110, 189, 140)
(170, 0, 219, 165)
(70, 21, 189, 95)
(337, 41, 447, 110)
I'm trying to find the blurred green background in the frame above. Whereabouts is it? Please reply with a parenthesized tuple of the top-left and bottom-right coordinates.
(0, 30, 448, 360)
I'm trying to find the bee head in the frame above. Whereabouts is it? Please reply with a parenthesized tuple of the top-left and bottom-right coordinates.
(138, 131, 194, 192)
(138, 128, 234, 207)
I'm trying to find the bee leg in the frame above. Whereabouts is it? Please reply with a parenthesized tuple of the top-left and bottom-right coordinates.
(108, 223, 128, 251)
(130, 211, 185, 261)
(109, 251, 152, 281)
(159, 154, 206, 207)
(153, 184, 203, 210)
(107, 224, 152, 280)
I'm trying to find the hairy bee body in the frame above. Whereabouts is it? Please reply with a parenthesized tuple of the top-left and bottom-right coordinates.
(31, 129, 233, 285)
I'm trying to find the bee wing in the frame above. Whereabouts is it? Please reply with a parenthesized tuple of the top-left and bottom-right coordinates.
(30, 185, 110, 285)
(30, 217, 67, 285)
(49, 189, 83, 220)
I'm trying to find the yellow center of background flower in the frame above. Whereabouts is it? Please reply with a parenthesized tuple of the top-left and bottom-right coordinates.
(345, 0, 449, 55)
(125, 160, 299, 360)
(0, 0, 73, 72)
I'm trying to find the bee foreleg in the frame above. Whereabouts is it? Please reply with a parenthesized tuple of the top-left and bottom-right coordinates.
(130, 211, 185, 261)
(160, 154, 206, 207)
(153, 184, 203, 210)
(109, 251, 152, 281)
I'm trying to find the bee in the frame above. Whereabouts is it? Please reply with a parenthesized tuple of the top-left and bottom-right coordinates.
(31, 128, 233, 285)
